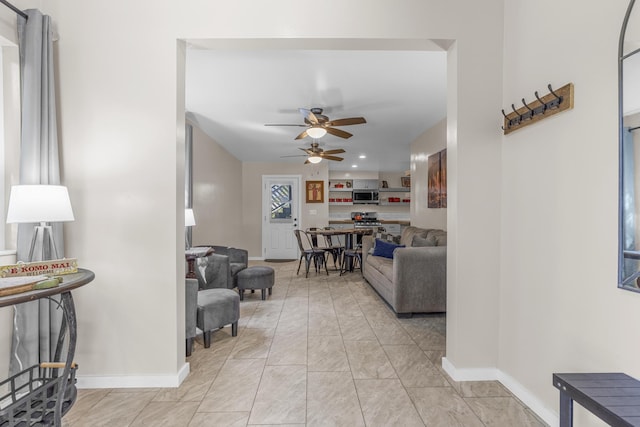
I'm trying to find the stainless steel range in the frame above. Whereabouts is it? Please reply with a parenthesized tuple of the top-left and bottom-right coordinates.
(351, 211, 382, 229)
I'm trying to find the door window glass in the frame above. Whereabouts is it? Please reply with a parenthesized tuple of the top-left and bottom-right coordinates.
(271, 184, 292, 221)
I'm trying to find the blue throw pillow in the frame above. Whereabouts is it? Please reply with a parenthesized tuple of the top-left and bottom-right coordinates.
(372, 238, 405, 259)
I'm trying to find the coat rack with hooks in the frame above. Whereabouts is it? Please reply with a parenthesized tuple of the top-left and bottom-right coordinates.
(501, 83, 574, 135)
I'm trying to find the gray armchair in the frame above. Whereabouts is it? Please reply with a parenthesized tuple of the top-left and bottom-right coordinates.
(194, 245, 248, 290)
(185, 278, 198, 357)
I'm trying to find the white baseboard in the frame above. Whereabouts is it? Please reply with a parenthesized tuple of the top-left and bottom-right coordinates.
(76, 362, 190, 389)
(441, 357, 499, 381)
(497, 370, 558, 427)
(249, 256, 264, 261)
(442, 357, 558, 427)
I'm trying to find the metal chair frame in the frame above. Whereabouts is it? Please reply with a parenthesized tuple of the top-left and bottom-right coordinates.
(294, 229, 329, 278)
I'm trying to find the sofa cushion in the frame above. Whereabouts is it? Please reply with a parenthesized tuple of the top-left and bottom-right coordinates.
(372, 239, 405, 258)
(412, 235, 436, 247)
(366, 255, 394, 282)
(400, 226, 430, 247)
(426, 230, 447, 246)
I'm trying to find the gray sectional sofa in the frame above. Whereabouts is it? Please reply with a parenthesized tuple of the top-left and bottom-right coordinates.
(361, 226, 447, 317)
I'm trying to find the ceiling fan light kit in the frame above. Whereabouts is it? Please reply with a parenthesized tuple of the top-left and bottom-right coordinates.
(280, 141, 347, 165)
(306, 127, 327, 139)
(265, 107, 366, 141)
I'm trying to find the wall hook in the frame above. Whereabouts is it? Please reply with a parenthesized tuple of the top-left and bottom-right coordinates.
(510, 104, 521, 126)
(501, 110, 511, 130)
(501, 82, 574, 135)
(520, 98, 534, 121)
(534, 91, 548, 115)
(546, 84, 563, 109)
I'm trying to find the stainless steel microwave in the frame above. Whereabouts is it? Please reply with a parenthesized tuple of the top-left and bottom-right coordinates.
(352, 189, 379, 204)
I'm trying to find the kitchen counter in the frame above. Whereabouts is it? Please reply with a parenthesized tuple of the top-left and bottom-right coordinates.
(380, 220, 410, 225)
(328, 220, 410, 225)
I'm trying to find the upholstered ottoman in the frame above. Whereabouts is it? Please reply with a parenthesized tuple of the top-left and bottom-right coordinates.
(237, 266, 275, 301)
(197, 288, 239, 348)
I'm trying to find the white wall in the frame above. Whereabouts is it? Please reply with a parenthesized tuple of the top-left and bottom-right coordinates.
(28, 0, 505, 393)
(500, 1, 638, 425)
(411, 118, 447, 229)
(190, 122, 244, 249)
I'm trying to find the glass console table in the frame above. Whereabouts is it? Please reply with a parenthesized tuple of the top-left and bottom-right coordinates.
(0, 268, 94, 426)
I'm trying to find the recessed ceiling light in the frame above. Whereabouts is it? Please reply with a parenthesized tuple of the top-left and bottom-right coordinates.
(359, 155, 366, 159)
(352, 164, 358, 168)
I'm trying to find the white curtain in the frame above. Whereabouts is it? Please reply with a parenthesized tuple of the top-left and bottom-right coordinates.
(10, 9, 65, 375)
(623, 127, 637, 282)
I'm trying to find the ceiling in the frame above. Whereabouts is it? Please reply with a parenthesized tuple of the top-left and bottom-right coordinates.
(185, 42, 447, 172)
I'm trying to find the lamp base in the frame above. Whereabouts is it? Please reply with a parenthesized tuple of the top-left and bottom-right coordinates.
(28, 225, 60, 262)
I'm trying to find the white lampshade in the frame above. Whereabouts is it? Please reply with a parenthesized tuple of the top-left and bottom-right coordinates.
(306, 127, 327, 139)
(308, 155, 322, 164)
(7, 185, 75, 223)
(185, 208, 196, 227)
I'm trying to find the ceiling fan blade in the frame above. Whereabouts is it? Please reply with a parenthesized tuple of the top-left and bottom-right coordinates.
(322, 148, 346, 155)
(295, 130, 309, 140)
(321, 155, 344, 162)
(281, 154, 308, 158)
(299, 108, 319, 125)
(325, 117, 366, 126)
(299, 147, 313, 154)
(304, 159, 310, 164)
(325, 127, 353, 139)
(264, 124, 308, 127)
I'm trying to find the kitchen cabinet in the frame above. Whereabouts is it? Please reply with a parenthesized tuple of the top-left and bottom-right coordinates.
(352, 179, 378, 190)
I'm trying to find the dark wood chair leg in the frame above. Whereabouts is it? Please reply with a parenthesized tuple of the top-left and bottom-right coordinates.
(261, 289, 266, 300)
(231, 322, 238, 337)
(268, 287, 273, 295)
(203, 330, 211, 348)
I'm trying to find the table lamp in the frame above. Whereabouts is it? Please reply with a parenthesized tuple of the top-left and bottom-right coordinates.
(185, 208, 196, 227)
(185, 208, 196, 249)
(6, 185, 75, 261)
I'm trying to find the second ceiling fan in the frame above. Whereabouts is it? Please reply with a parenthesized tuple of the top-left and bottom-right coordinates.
(265, 107, 366, 140)
(282, 142, 345, 164)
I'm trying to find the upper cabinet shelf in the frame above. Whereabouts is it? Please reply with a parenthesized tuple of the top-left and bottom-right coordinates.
(329, 180, 353, 192)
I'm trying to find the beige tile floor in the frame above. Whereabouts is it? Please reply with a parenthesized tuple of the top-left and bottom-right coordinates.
(63, 260, 548, 426)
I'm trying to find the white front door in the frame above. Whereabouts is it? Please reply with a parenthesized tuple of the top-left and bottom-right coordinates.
(262, 175, 301, 260)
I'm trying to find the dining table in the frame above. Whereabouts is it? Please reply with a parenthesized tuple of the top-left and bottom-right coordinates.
(307, 228, 374, 272)
(307, 227, 373, 247)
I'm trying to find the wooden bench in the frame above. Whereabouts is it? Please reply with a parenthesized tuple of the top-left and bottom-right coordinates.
(553, 373, 640, 426)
